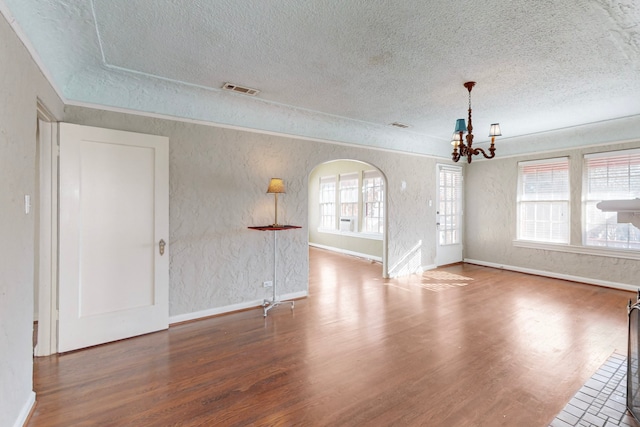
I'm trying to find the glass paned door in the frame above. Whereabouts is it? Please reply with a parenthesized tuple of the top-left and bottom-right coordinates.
(436, 165, 463, 266)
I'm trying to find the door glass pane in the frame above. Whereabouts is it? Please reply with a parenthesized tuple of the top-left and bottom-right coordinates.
(438, 167, 462, 246)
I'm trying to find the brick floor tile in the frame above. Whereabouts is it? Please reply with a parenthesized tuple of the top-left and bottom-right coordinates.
(549, 353, 634, 427)
(595, 373, 615, 382)
(609, 394, 626, 405)
(582, 412, 608, 426)
(605, 399, 628, 413)
(577, 392, 597, 404)
(565, 404, 587, 418)
(582, 386, 602, 398)
(549, 417, 575, 427)
(586, 378, 607, 392)
(557, 410, 580, 425)
(571, 398, 591, 411)
(600, 405, 624, 422)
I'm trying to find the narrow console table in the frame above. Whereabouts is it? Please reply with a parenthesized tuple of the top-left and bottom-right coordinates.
(248, 225, 301, 316)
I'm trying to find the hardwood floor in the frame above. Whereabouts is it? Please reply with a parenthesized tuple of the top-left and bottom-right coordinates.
(29, 247, 633, 426)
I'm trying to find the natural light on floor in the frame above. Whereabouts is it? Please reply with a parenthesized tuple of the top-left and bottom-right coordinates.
(418, 271, 474, 292)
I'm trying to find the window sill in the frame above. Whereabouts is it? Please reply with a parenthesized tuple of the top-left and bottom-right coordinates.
(513, 240, 640, 261)
(318, 228, 383, 241)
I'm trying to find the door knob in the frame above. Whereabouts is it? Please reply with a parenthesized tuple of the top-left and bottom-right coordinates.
(159, 239, 166, 256)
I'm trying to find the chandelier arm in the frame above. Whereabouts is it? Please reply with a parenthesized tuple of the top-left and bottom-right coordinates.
(472, 147, 496, 160)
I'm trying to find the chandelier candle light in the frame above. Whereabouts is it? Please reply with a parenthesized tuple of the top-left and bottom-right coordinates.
(451, 81, 501, 164)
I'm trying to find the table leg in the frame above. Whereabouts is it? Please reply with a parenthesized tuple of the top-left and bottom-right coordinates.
(263, 230, 294, 316)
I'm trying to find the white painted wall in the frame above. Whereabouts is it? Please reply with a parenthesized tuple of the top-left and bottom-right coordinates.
(465, 132, 640, 287)
(63, 105, 440, 317)
(0, 12, 64, 427)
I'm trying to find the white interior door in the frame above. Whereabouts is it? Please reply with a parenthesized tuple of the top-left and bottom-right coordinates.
(435, 164, 463, 266)
(58, 123, 169, 352)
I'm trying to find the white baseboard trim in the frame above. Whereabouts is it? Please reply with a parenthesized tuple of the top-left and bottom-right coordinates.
(309, 243, 382, 262)
(14, 391, 35, 427)
(168, 291, 308, 324)
(464, 258, 639, 292)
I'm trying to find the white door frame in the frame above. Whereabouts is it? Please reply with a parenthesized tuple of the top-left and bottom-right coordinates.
(435, 163, 463, 266)
(34, 102, 58, 357)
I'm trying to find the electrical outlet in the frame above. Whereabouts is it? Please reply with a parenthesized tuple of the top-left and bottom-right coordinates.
(263, 280, 273, 288)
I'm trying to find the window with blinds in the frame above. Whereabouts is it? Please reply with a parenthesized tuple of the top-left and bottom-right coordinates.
(339, 173, 359, 218)
(584, 149, 640, 249)
(319, 176, 336, 229)
(517, 157, 570, 243)
(363, 170, 384, 234)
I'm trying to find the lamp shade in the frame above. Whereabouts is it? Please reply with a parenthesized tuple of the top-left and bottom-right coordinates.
(489, 123, 502, 137)
(450, 132, 462, 146)
(267, 178, 285, 193)
(454, 119, 467, 133)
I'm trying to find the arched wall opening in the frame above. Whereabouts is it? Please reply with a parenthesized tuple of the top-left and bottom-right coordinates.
(308, 159, 388, 277)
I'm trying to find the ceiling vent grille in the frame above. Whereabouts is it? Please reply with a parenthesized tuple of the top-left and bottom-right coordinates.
(222, 82, 260, 96)
(390, 122, 410, 129)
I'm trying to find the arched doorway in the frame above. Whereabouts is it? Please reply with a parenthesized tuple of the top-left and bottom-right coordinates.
(308, 159, 388, 277)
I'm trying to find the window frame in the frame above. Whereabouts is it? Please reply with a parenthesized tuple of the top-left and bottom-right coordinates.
(362, 170, 384, 235)
(516, 157, 570, 244)
(583, 148, 640, 250)
(437, 165, 463, 246)
(339, 173, 359, 226)
(318, 175, 336, 230)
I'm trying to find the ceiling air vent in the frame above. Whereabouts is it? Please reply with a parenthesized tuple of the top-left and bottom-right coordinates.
(390, 122, 410, 129)
(222, 82, 260, 96)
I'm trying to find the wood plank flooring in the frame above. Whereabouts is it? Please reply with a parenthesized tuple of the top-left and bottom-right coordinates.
(28, 247, 633, 426)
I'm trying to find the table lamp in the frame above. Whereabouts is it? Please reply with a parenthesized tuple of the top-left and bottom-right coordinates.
(267, 178, 285, 226)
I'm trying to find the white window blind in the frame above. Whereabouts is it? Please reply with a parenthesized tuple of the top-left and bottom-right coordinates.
(339, 173, 359, 218)
(319, 176, 336, 229)
(438, 165, 463, 245)
(363, 170, 384, 234)
(517, 157, 570, 243)
(584, 149, 640, 249)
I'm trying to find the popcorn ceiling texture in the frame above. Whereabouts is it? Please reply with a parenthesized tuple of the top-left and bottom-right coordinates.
(63, 106, 439, 317)
(4, 0, 640, 156)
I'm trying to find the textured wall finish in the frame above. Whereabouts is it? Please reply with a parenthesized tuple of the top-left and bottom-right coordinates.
(465, 138, 640, 287)
(63, 106, 439, 317)
(0, 11, 64, 427)
(3, 0, 640, 156)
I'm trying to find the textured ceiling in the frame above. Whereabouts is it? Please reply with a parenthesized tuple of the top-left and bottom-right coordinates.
(1, 0, 639, 157)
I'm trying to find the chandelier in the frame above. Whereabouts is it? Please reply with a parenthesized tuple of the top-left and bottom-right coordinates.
(451, 81, 501, 163)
